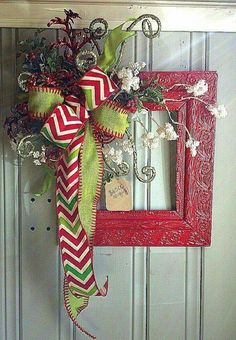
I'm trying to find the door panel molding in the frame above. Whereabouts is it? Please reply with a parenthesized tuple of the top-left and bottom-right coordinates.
(0, 1, 236, 31)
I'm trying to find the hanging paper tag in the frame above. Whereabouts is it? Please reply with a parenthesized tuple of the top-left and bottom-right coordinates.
(105, 177, 132, 211)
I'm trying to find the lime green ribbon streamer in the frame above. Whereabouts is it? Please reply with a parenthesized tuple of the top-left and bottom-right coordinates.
(64, 124, 107, 335)
(98, 21, 136, 72)
(78, 122, 103, 240)
(67, 288, 88, 319)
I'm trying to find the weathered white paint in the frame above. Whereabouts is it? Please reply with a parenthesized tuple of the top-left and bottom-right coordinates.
(0, 12, 236, 340)
(0, 1, 236, 31)
(204, 32, 236, 340)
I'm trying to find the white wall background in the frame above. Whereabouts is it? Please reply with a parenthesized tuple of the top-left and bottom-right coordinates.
(0, 23, 236, 340)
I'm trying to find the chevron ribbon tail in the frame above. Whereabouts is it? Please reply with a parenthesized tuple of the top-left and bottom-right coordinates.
(41, 102, 108, 338)
(63, 276, 95, 339)
(35, 31, 134, 335)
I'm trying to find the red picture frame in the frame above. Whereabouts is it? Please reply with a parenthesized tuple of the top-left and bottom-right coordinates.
(95, 71, 217, 247)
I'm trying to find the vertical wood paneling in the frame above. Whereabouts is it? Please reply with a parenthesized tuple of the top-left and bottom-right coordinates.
(16, 28, 61, 340)
(185, 32, 207, 340)
(151, 32, 190, 71)
(0, 28, 20, 340)
(77, 247, 133, 340)
(0, 28, 6, 340)
(149, 32, 190, 340)
(20, 181, 59, 340)
(150, 248, 186, 340)
(185, 248, 201, 340)
(204, 32, 236, 340)
(190, 32, 206, 70)
(1, 24, 235, 340)
(132, 31, 150, 340)
(59, 252, 73, 340)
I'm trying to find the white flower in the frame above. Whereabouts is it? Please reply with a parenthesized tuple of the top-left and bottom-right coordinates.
(120, 75, 140, 93)
(128, 61, 146, 75)
(130, 76, 140, 91)
(117, 68, 133, 80)
(156, 126, 166, 139)
(103, 147, 123, 165)
(117, 67, 140, 93)
(122, 140, 133, 155)
(111, 149, 123, 165)
(32, 148, 46, 163)
(33, 151, 40, 158)
(156, 129, 166, 139)
(186, 138, 200, 157)
(40, 152, 46, 163)
(207, 104, 228, 119)
(157, 123, 178, 141)
(187, 79, 208, 97)
(33, 159, 41, 166)
(129, 61, 146, 70)
(142, 131, 159, 149)
(120, 77, 133, 93)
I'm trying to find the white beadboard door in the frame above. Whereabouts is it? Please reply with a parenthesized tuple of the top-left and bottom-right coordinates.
(1, 26, 236, 340)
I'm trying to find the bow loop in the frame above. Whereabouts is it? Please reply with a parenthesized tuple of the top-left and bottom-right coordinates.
(77, 65, 118, 111)
(41, 104, 85, 149)
(65, 95, 90, 123)
(92, 100, 129, 139)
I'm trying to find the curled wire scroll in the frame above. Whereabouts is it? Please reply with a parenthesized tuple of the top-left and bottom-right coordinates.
(123, 15, 160, 182)
(104, 157, 130, 177)
(87, 18, 109, 56)
(89, 18, 108, 40)
(106, 14, 161, 181)
(114, 14, 161, 73)
(126, 14, 161, 38)
(17, 134, 37, 158)
(126, 130, 156, 183)
(76, 18, 109, 72)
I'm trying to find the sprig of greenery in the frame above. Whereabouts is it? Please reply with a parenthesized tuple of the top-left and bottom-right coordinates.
(18, 31, 62, 73)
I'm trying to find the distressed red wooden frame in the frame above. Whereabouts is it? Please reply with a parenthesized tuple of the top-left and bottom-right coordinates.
(95, 71, 217, 247)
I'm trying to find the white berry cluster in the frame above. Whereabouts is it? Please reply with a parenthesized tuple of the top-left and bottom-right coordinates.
(187, 79, 208, 97)
(157, 123, 179, 141)
(207, 104, 228, 119)
(186, 139, 200, 157)
(117, 62, 146, 93)
(141, 132, 160, 149)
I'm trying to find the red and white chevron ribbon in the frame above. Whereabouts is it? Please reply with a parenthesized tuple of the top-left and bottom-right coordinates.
(42, 101, 107, 296)
(77, 65, 118, 110)
(65, 95, 89, 122)
(41, 66, 119, 338)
